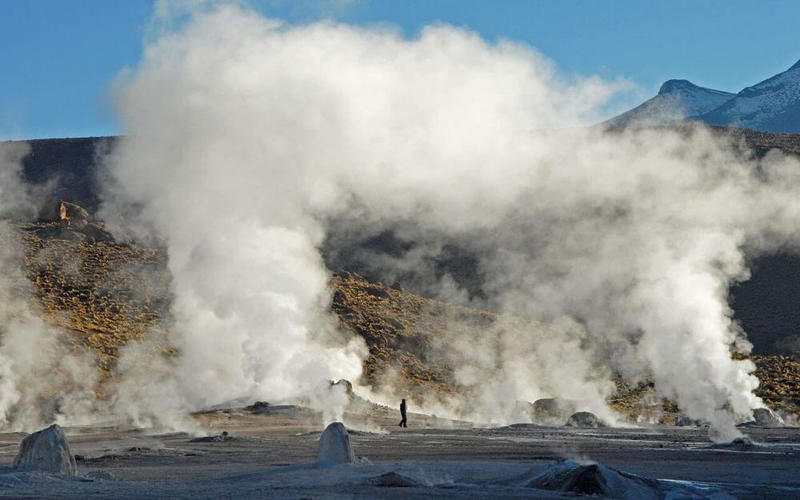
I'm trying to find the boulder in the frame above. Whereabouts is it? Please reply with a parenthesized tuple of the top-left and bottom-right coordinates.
(753, 407, 783, 427)
(330, 379, 354, 398)
(317, 422, 355, 465)
(12, 424, 77, 476)
(526, 460, 661, 500)
(59, 201, 90, 228)
(565, 411, 604, 428)
(36, 200, 113, 242)
(531, 398, 577, 423)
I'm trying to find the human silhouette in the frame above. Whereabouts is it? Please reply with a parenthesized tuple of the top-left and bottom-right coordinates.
(398, 398, 407, 428)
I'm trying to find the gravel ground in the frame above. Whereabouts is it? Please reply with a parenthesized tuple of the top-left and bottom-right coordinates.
(0, 404, 798, 498)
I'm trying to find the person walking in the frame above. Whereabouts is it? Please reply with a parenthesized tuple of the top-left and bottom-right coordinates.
(398, 398, 407, 428)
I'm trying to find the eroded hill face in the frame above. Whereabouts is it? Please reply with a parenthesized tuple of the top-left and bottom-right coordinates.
(8, 131, 800, 356)
(18, 221, 172, 380)
(331, 271, 500, 406)
(11, 217, 800, 423)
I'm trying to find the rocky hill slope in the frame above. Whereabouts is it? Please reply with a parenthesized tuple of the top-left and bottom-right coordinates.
(13, 217, 800, 422)
(5, 131, 800, 420)
(18, 220, 171, 378)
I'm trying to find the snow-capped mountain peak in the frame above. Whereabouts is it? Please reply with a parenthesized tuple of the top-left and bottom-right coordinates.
(700, 59, 800, 133)
(605, 79, 734, 127)
(658, 79, 700, 94)
(656, 79, 735, 115)
(607, 58, 800, 134)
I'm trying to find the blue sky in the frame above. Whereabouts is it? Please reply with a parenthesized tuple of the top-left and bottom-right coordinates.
(2, 0, 799, 139)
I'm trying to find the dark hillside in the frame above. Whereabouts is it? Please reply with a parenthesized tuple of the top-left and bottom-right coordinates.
(19, 136, 114, 213)
(732, 254, 800, 354)
(15, 220, 800, 420)
(5, 130, 800, 355)
(710, 126, 800, 157)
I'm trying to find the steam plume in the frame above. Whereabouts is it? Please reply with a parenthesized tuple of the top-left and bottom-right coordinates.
(0, 142, 100, 430)
(89, 4, 800, 438)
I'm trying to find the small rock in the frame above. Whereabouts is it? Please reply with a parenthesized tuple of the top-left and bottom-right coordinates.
(363, 286, 390, 299)
(330, 379, 354, 397)
(13, 424, 77, 476)
(317, 422, 355, 465)
(83, 470, 115, 481)
(245, 401, 271, 413)
(709, 436, 761, 451)
(753, 407, 783, 427)
(565, 411, 604, 428)
(364, 471, 421, 487)
(190, 431, 233, 443)
(676, 416, 701, 427)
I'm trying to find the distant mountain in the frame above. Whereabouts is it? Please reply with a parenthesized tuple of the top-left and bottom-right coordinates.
(699, 60, 800, 133)
(608, 80, 734, 126)
(608, 59, 800, 133)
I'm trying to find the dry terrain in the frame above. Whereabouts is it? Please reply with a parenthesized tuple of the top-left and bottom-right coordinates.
(13, 217, 800, 422)
(1, 403, 799, 498)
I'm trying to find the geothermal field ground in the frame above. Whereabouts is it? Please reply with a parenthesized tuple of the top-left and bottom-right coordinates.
(4, 4, 800, 499)
(2, 402, 800, 499)
(0, 213, 799, 498)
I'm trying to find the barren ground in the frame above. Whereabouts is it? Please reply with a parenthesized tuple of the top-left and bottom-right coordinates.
(1, 402, 799, 499)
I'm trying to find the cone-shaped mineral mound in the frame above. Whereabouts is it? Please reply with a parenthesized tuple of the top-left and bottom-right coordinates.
(317, 422, 355, 465)
(526, 460, 661, 499)
(12, 424, 77, 476)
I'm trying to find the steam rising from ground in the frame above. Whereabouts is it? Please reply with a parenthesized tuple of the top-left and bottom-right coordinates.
(96, 6, 800, 439)
(0, 143, 100, 430)
(1, 5, 796, 439)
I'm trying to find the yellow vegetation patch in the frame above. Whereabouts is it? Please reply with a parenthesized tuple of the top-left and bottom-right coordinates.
(14, 222, 800, 419)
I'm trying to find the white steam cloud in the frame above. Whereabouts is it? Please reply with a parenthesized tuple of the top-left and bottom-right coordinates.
(0, 142, 101, 431)
(54, 4, 800, 439)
